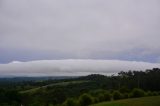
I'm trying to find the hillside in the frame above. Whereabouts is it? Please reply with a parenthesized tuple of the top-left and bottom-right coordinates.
(91, 96, 160, 106)
(0, 68, 160, 106)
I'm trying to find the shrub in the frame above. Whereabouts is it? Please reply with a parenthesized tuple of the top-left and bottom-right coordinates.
(89, 90, 112, 102)
(89, 89, 106, 97)
(93, 97, 99, 103)
(122, 93, 129, 99)
(79, 93, 93, 106)
(130, 88, 145, 98)
(97, 94, 105, 102)
(152, 91, 159, 96)
(119, 86, 130, 93)
(103, 92, 112, 101)
(113, 91, 122, 100)
(63, 98, 79, 106)
(146, 91, 153, 96)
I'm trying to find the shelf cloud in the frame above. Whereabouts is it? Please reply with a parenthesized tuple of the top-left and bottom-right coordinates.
(0, 59, 160, 76)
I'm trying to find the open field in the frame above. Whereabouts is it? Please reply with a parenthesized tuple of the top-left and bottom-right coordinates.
(91, 96, 160, 106)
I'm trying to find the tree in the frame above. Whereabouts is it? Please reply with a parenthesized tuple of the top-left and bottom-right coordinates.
(103, 92, 112, 101)
(113, 91, 122, 100)
(130, 88, 145, 98)
(63, 98, 78, 106)
(79, 93, 93, 106)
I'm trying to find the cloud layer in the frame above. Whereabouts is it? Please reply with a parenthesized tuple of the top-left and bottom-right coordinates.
(0, 59, 160, 76)
(0, 0, 160, 63)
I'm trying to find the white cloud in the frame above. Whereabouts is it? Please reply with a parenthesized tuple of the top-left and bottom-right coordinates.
(0, 59, 159, 76)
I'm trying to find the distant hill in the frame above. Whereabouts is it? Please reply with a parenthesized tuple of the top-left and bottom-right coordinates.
(79, 74, 106, 81)
(0, 76, 78, 82)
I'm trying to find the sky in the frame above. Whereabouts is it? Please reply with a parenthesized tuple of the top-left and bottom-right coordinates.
(0, 0, 160, 76)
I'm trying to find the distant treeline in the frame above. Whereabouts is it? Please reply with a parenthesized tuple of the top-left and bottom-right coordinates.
(0, 68, 160, 106)
(80, 68, 160, 91)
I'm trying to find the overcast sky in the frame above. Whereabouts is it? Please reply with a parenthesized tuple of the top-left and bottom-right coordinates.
(0, 0, 160, 76)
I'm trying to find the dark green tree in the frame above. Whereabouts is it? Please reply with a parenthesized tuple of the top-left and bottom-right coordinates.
(79, 93, 93, 106)
(113, 91, 122, 100)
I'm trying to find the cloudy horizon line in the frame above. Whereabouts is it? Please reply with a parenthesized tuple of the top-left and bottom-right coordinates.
(6, 59, 160, 64)
(0, 59, 159, 76)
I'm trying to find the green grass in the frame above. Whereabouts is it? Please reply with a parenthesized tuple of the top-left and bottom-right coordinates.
(91, 96, 160, 106)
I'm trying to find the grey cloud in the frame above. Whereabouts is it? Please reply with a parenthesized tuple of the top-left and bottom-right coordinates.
(0, 59, 160, 76)
(0, 0, 160, 63)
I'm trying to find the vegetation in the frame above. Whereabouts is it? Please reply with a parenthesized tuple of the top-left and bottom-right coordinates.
(113, 91, 122, 100)
(62, 98, 78, 106)
(79, 93, 93, 106)
(129, 88, 145, 98)
(91, 96, 160, 106)
(0, 68, 160, 106)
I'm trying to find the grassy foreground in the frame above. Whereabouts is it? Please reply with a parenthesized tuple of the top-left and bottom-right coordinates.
(91, 96, 160, 106)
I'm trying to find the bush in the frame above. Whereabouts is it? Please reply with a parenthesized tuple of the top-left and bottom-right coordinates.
(146, 91, 153, 96)
(152, 91, 159, 96)
(97, 94, 105, 102)
(89, 90, 112, 102)
(79, 93, 93, 106)
(119, 86, 130, 93)
(130, 88, 145, 98)
(89, 89, 106, 97)
(122, 93, 129, 99)
(93, 97, 99, 104)
(63, 98, 79, 106)
(113, 91, 122, 100)
(103, 92, 112, 101)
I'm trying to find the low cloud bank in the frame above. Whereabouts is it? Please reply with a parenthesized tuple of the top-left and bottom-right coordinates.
(0, 59, 160, 76)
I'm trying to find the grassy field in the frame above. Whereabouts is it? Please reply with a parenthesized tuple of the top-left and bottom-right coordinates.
(91, 96, 160, 106)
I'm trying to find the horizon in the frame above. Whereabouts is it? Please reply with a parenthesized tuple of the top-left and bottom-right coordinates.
(0, 59, 159, 76)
